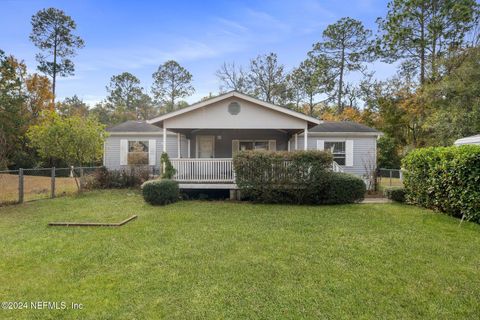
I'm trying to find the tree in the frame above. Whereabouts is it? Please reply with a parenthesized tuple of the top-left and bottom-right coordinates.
(106, 72, 146, 119)
(287, 56, 333, 115)
(216, 62, 248, 93)
(136, 93, 157, 120)
(285, 68, 306, 112)
(422, 46, 480, 145)
(151, 60, 195, 113)
(343, 83, 360, 108)
(27, 112, 106, 166)
(0, 51, 27, 168)
(248, 53, 287, 104)
(310, 17, 372, 112)
(57, 95, 89, 117)
(30, 7, 84, 104)
(376, 0, 479, 84)
(321, 106, 363, 122)
(377, 135, 401, 168)
(89, 102, 113, 125)
(25, 73, 54, 120)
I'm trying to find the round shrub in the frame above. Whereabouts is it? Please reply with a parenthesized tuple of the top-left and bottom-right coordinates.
(384, 187, 406, 203)
(322, 172, 366, 204)
(141, 179, 179, 205)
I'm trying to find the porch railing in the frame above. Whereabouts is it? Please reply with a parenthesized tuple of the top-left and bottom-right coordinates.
(170, 158, 235, 183)
(332, 161, 344, 173)
(170, 158, 344, 183)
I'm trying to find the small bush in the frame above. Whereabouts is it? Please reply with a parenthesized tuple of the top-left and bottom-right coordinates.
(142, 179, 179, 205)
(92, 166, 150, 189)
(161, 153, 176, 179)
(402, 145, 480, 222)
(384, 187, 406, 203)
(322, 173, 366, 204)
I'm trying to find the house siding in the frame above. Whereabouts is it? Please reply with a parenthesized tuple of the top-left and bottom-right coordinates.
(104, 134, 180, 170)
(163, 96, 307, 129)
(290, 135, 377, 178)
(105, 132, 377, 178)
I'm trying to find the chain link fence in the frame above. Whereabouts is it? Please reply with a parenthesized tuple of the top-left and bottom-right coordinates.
(0, 166, 101, 206)
(377, 168, 404, 190)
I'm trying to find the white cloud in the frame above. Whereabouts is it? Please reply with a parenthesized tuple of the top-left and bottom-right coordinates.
(76, 38, 245, 71)
(244, 8, 291, 33)
(216, 18, 249, 33)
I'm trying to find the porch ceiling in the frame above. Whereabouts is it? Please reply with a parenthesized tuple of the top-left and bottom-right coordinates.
(163, 128, 304, 139)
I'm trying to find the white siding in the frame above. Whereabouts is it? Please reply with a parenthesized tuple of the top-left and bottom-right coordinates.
(289, 135, 377, 178)
(104, 134, 178, 170)
(164, 96, 307, 129)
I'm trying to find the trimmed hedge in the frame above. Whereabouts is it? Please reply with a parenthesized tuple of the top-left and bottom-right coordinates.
(402, 145, 480, 222)
(233, 150, 365, 204)
(142, 179, 179, 205)
(384, 187, 406, 203)
(322, 173, 366, 204)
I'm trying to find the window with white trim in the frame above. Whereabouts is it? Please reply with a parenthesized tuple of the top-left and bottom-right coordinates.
(128, 141, 149, 165)
(325, 141, 346, 165)
(239, 140, 269, 151)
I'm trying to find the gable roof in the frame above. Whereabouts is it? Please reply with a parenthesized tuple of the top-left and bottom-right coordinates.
(106, 120, 162, 133)
(147, 91, 321, 126)
(310, 121, 380, 133)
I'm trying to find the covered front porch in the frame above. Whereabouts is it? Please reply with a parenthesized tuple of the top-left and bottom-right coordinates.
(166, 128, 305, 187)
(146, 91, 323, 187)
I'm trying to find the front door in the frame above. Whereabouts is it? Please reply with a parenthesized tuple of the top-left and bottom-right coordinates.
(197, 135, 215, 158)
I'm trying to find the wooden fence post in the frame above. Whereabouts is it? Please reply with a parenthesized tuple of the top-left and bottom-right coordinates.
(389, 170, 393, 186)
(18, 168, 24, 204)
(51, 167, 56, 198)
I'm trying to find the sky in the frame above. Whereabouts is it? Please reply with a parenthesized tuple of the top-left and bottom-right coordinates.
(0, 0, 397, 106)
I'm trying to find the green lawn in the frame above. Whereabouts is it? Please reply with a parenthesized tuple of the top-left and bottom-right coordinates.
(1, 190, 479, 319)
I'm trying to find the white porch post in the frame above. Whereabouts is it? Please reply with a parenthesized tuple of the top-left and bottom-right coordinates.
(177, 133, 181, 158)
(187, 139, 191, 158)
(163, 127, 167, 153)
(304, 125, 308, 150)
(287, 138, 291, 151)
(162, 126, 167, 174)
(294, 133, 298, 150)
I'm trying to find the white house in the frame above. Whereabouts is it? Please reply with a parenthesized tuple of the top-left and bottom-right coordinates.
(104, 91, 382, 190)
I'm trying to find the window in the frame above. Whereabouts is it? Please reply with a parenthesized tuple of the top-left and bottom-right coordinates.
(239, 140, 269, 151)
(325, 141, 346, 165)
(228, 101, 241, 115)
(128, 141, 149, 165)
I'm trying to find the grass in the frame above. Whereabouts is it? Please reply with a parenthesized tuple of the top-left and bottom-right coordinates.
(0, 173, 78, 203)
(378, 177, 403, 191)
(1, 190, 479, 319)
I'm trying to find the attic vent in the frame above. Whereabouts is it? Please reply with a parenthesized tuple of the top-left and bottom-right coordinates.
(228, 101, 241, 115)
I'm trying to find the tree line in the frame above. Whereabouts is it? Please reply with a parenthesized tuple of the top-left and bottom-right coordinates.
(1, 1, 479, 169)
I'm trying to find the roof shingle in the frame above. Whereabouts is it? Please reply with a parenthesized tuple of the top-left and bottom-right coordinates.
(311, 121, 379, 133)
(106, 120, 162, 132)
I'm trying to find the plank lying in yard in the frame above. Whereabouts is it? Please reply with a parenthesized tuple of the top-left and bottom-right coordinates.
(48, 215, 137, 227)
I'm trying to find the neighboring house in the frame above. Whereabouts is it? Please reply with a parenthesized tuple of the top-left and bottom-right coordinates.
(454, 134, 480, 146)
(104, 91, 381, 191)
